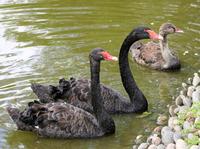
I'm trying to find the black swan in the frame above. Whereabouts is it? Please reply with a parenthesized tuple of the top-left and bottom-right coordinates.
(7, 48, 117, 138)
(130, 23, 184, 71)
(31, 27, 162, 114)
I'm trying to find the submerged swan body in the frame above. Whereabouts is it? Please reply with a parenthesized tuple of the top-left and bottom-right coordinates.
(31, 27, 161, 114)
(7, 49, 117, 138)
(130, 23, 183, 71)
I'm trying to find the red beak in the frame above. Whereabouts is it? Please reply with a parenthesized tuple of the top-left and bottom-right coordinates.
(145, 29, 163, 40)
(101, 51, 118, 61)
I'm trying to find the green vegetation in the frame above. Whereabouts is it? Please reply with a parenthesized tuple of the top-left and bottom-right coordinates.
(177, 102, 200, 145)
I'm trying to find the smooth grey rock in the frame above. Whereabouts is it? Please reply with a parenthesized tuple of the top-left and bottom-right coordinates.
(169, 105, 177, 116)
(147, 144, 157, 149)
(138, 143, 149, 149)
(182, 96, 192, 107)
(166, 143, 176, 149)
(168, 117, 178, 129)
(173, 132, 181, 142)
(157, 144, 165, 149)
(193, 73, 200, 87)
(161, 126, 174, 145)
(183, 121, 192, 130)
(187, 86, 195, 97)
(168, 117, 174, 129)
(192, 89, 200, 103)
(151, 136, 161, 145)
(187, 133, 194, 139)
(176, 139, 188, 149)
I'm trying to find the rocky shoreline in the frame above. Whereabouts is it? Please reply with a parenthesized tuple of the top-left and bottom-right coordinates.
(133, 72, 200, 149)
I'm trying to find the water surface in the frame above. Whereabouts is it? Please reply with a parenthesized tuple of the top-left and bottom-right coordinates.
(0, 0, 199, 148)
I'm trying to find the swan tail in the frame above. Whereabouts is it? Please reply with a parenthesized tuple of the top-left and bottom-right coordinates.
(7, 106, 36, 131)
(31, 78, 73, 103)
(31, 83, 58, 103)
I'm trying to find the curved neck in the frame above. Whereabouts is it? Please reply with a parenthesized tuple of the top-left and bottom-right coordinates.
(90, 58, 115, 133)
(90, 58, 102, 115)
(159, 34, 175, 64)
(119, 32, 147, 111)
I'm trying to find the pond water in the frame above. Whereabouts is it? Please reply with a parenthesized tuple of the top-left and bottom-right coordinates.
(0, 0, 199, 148)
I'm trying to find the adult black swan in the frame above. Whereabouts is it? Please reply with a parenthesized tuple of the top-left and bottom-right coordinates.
(7, 48, 117, 138)
(31, 27, 162, 114)
(130, 23, 183, 71)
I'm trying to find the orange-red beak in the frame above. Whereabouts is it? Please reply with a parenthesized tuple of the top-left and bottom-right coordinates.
(101, 51, 118, 61)
(145, 29, 163, 40)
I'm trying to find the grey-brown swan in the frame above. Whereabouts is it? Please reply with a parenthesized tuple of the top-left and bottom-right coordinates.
(130, 23, 183, 71)
(7, 48, 117, 138)
(31, 27, 162, 114)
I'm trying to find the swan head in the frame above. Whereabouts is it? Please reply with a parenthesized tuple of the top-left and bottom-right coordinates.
(90, 48, 118, 62)
(159, 23, 184, 36)
(132, 27, 163, 40)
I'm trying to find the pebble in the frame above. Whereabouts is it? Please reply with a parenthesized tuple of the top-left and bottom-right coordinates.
(183, 121, 192, 130)
(135, 135, 144, 144)
(168, 117, 176, 129)
(153, 126, 162, 135)
(157, 144, 165, 149)
(157, 114, 168, 125)
(161, 126, 174, 145)
(182, 82, 187, 89)
(133, 73, 200, 149)
(187, 77, 192, 85)
(187, 86, 195, 97)
(182, 96, 192, 107)
(176, 139, 188, 149)
(183, 50, 189, 55)
(132, 145, 138, 149)
(187, 133, 194, 139)
(166, 143, 176, 149)
(147, 144, 157, 149)
(173, 125, 182, 133)
(192, 89, 200, 103)
(169, 105, 177, 116)
(173, 132, 181, 142)
(151, 136, 161, 145)
(193, 73, 200, 87)
(138, 143, 149, 149)
(175, 95, 183, 106)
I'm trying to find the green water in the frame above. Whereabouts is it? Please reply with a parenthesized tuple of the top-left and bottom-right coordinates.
(0, 0, 199, 148)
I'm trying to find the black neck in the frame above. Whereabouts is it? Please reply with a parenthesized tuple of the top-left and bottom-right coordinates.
(90, 57, 115, 134)
(119, 31, 148, 112)
(90, 58, 102, 116)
